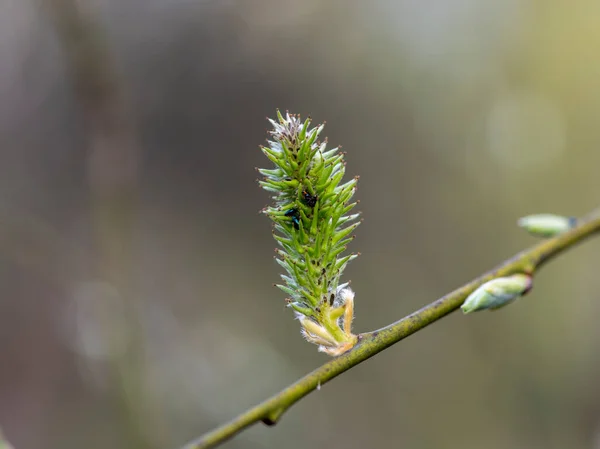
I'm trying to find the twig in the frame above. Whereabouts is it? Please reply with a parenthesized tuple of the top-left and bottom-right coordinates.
(181, 206, 600, 449)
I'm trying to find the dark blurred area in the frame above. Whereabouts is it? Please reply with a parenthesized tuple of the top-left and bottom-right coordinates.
(2, 1, 600, 448)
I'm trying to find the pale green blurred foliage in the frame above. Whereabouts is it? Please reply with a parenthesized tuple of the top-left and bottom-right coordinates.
(1, 1, 600, 449)
(0, 428, 14, 449)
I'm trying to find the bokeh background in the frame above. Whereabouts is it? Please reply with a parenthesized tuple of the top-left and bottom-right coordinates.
(2, 0, 600, 448)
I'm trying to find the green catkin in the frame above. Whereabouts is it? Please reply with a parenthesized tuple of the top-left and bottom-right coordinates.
(258, 111, 360, 355)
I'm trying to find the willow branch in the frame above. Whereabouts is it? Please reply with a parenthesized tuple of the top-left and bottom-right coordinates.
(181, 206, 600, 449)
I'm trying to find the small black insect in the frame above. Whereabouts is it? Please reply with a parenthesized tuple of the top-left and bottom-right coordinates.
(285, 208, 301, 230)
(302, 189, 317, 208)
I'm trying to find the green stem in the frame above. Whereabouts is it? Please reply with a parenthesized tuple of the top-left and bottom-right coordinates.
(182, 206, 600, 449)
(321, 309, 348, 342)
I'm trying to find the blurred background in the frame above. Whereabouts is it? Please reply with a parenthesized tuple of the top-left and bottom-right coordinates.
(2, 0, 600, 448)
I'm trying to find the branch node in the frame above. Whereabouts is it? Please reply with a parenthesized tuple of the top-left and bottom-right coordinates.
(262, 407, 286, 426)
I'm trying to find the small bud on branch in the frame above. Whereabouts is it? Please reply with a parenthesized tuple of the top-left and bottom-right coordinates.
(518, 214, 576, 238)
(461, 273, 533, 313)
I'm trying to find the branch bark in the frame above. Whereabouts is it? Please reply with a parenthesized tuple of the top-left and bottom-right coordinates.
(182, 206, 600, 449)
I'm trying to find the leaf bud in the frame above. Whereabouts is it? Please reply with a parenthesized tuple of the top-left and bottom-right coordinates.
(461, 274, 533, 314)
(517, 214, 576, 238)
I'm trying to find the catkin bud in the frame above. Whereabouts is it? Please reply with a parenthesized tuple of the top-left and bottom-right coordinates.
(517, 214, 576, 238)
(461, 274, 533, 314)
